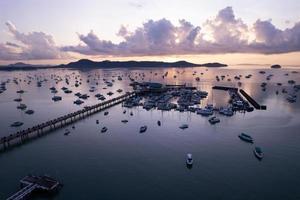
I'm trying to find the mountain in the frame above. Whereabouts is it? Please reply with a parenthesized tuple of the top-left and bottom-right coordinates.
(58, 59, 227, 68)
(0, 59, 227, 71)
(9, 62, 33, 67)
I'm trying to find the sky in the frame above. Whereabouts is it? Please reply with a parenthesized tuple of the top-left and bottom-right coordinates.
(0, 0, 300, 65)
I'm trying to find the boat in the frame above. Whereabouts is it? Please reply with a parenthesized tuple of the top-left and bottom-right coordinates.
(73, 99, 84, 105)
(140, 126, 147, 133)
(123, 110, 126, 114)
(101, 127, 108, 133)
(130, 112, 133, 116)
(238, 133, 253, 143)
(157, 120, 161, 126)
(186, 153, 193, 166)
(121, 120, 128, 123)
(104, 111, 109, 116)
(208, 116, 220, 124)
(25, 110, 34, 115)
(253, 147, 263, 160)
(52, 96, 62, 102)
(14, 98, 22, 102)
(107, 91, 114, 96)
(64, 129, 70, 135)
(96, 120, 99, 124)
(10, 121, 24, 127)
(17, 104, 27, 110)
(179, 124, 189, 129)
(197, 108, 213, 116)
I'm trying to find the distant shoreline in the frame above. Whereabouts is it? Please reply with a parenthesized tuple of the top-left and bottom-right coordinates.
(0, 59, 227, 71)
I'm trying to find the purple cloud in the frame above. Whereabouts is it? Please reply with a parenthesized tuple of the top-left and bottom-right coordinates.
(0, 21, 67, 60)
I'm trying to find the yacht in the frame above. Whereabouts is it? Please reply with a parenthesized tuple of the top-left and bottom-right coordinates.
(254, 147, 263, 160)
(238, 133, 254, 143)
(208, 116, 220, 124)
(179, 124, 189, 129)
(140, 126, 147, 133)
(186, 153, 193, 166)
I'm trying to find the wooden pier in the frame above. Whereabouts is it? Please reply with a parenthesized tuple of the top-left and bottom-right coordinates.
(0, 92, 136, 151)
(7, 175, 61, 200)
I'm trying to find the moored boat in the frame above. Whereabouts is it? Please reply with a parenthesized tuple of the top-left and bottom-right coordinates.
(238, 133, 253, 143)
(254, 147, 263, 160)
(140, 126, 147, 133)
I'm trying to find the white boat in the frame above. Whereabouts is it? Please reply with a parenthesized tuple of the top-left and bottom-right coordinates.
(208, 116, 220, 124)
(186, 153, 193, 166)
(254, 147, 263, 160)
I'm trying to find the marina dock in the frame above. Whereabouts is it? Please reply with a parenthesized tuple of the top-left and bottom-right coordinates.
(0, 92, 136, 151)
(239, 89, 267, 110)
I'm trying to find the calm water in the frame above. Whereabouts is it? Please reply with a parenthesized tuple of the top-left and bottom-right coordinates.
(0, 66, 300, 200)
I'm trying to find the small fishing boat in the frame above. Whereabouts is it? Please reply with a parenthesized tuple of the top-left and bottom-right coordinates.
(64, 129, 70, 136)
(121, 120, 128, 123)
(104, 111, 109, 116)
(25, 110, 34, 115)
(96, 120, 99, 124)
(186, 153, 193, 166)
(253, 147, 263, 160)
(179, 124, 189, 129)
(10, 121, 24, 127)
(157, 120, 161, 126)
(238, 133, 254, 143)
(140, 126, 147, 133)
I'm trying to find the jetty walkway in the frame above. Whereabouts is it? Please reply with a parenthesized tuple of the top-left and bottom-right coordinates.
(0, 92, 136, 150)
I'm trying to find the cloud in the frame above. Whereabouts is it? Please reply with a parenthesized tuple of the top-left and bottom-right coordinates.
(0, 21, 67, 60)
(62, 6, 300, 56)
(1, 7, 300, 60)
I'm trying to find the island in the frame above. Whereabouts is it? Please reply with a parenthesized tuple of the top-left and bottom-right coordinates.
(0, 59, 227, 71)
